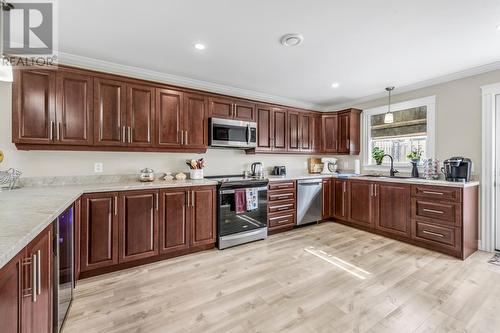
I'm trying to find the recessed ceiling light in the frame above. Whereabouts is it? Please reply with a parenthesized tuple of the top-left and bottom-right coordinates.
(194, 43, 206, 50)
(280, 34, 304, 47)
(331, 82, 340, 88)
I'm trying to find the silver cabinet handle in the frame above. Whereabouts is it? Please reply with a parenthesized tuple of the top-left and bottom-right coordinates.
(128, 126, 132, 143)
(422, 230, 445, 238)
(155, 193, 159, 211)
(49, 121, 54, 141)
(57, 122, 61, 141)
(422, 191, 444, 196)
(185, 130, 188, 145)
(180, 130, 184, 145)
(370, 184, 373, 197)
(114, 196, 118, 215)
(269, 214, 293, 221)
(36, 249, 41, 296)
(32, 252, 37, 302)
(423, 208, 444, 214)
(192, 191, 195, 207)
(122, 126, 126, 143)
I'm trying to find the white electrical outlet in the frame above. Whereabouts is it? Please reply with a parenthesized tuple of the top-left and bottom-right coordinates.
(94, 162, 103, 173)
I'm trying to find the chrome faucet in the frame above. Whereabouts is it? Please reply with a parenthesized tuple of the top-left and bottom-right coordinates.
(383, 154, 399, 177)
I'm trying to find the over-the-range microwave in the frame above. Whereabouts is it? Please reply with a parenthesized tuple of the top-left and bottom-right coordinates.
(209, 117, 257, 148)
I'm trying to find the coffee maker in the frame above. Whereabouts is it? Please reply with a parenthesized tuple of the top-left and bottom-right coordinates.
(442, 157, 472, 182)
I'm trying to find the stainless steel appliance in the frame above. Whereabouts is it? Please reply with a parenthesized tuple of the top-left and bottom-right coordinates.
(297, 179, 323, 225)
(251, 162, 264, 178)
(272, 166, 286, 176)
(53, 206, 74, 332)
(209, 118, 257, 148)
(206, 175, 268, 249)
(442, 157, 472, 182)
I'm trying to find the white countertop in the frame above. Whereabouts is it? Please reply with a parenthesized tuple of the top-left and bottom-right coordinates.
(0, 179, 217, 269)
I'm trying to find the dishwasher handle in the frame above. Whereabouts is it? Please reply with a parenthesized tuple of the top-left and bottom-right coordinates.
(298, 182, 322, 186)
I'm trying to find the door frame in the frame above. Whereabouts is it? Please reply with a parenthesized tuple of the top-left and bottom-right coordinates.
(481, 82, 500, 252)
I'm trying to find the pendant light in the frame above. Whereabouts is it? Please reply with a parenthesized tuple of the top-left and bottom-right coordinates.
(384, 86, 395, 124)
(0, 0, 13, 82)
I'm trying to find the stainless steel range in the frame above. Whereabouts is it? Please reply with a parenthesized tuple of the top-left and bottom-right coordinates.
(206, 175, 268, 249)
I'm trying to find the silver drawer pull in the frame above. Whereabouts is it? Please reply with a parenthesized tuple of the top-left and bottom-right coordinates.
(32, 252, 37, 302)
(270, 214, 293, 220)
(423, 208, 444, 214)
(422, 191, 444, 195)
(270, 204, 292, 209)
(422, 230, 445, 238)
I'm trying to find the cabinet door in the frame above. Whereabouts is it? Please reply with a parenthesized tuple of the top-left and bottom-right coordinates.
(118, 190, 159, 263)
(272, 108, 287, 151)
(156, 88, 183, 147)
(375, 183, 411, 238)
(348, 181, 375, 228)
(209, 97, 233, 119)
(312, 115, 322, 153)
(190, 187, 216, 247)
(24, 225, 53, 333)
(94, 78, 127, 146)
(80, 193, 119, 272)
(332, 179, 348, 220)
(322, 114, 338, 153)
(184, 93, 208, 148)
(300, 113, 312, 151)
(338, 112, 350, 153)
(159, 189, 189, 254)
(13, 69, 56, 144)
(56, 71, 93, 145)
(322, 179, 331, 219)
(256, 105, 273, 151)
(127, 84, 155, 147)
(287, 110, 300, 152)
(0, 251, 24, 333)
(234, 100, 255, 121)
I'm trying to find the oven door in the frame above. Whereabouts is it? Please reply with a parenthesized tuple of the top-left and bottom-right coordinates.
(210, 118, 257, 148)
(218, 185, 268, 237)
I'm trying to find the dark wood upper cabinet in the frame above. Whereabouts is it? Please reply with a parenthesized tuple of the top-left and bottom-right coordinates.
(159, 188, 189, 254)
(56, 71, 93, 145)
(118, 190, 159, 263)
(24, 225, 53, 333)
(374, 182, 411, 238)
(300, 113, 312, 151)
(183, 92, 208, 148)
(209, 96, 233, 119)
(155, 88, 183, 147)
(233, 100, 255, 121)
(127, 84, 155, 147)
(256, 105, 273, 151)
(94, 78, 127, 146)
(332, 179, 349, 220)
(80, 192, 119, 272)
(272, 107, 287, 151)
(0, 251, 24, 333)
(190, 187, 216, 246)
(322, 179, 331, 219)
(348, 180, 375, 228)
(312, 114, 322, 153)
(288, 110, 300, 152)
(337, 112, 350, 153)
(322, 114, 338, 153)
(13, 69, 56, 144)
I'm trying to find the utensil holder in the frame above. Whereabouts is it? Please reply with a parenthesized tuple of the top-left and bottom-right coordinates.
(190, 169, 204, 180)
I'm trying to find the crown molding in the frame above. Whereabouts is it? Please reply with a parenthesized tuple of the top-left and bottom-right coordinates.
(322, 60, 500, 111)
(56, 52, 322, 111)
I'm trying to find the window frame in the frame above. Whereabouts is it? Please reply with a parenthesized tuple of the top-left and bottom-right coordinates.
(362, 95, 436, 170)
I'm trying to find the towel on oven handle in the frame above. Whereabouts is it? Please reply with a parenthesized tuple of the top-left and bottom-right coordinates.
(246, 188, 258, 211)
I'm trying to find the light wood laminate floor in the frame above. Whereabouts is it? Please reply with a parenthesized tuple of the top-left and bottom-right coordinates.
(63, 223, 500, 333)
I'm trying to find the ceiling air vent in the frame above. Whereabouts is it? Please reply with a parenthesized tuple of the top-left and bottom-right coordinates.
(280, 34, 304, 47)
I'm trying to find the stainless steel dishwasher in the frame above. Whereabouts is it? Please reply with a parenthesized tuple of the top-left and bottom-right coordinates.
(297, 179, 323, 225)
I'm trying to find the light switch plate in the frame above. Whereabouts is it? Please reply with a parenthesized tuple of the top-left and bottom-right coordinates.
(94, 162, 103, 173)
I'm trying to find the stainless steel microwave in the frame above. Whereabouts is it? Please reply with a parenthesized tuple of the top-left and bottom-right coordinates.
(209, 118, 257, 148)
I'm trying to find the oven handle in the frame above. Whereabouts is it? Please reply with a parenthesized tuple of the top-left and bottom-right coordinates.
(220, 187, 268, 194)
(246, 123, 250, 145)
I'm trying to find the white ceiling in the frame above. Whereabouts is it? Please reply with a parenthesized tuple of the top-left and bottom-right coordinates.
(57, 0, 500, 109)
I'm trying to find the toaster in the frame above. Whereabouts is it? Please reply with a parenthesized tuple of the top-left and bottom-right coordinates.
(272, 166, 286, 176)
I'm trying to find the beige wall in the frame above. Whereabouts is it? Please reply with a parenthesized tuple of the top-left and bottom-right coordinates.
(0, 82, 355, 178)
(352, 69, 500, 175)
(2, 67, 499, 178)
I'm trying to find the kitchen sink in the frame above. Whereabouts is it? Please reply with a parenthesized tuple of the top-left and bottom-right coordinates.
(360, 174, 413, 179)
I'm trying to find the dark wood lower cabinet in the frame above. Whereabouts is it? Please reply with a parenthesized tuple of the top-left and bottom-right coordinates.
(78, 186, 216, 278)
(348, 180, 375, 228)
(332, 179, 349, 221)
(374, 183, 411, 238)
(0, 251, 24, 333)
(322, 179, 331, 219)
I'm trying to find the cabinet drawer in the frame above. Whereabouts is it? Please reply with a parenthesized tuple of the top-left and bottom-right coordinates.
(268, 213, 295, 228)
(413, 221, 459, 248)
(269, 181, 295, 191)
(412, 199, 461, 226)
(269, 191, 295, 202)
(411, 185, 462, 202)
(269, 200, 295, 214)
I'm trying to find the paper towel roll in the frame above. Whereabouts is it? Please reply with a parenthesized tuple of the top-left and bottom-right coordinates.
(354, 159, 361, 175)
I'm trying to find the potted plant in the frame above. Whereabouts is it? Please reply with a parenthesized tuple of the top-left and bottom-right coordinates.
(372, 147, 385, 165)
(406, 146, 423, 178)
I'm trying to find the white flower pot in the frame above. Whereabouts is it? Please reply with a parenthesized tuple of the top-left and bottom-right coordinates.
(189, 169, 204, 180)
